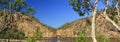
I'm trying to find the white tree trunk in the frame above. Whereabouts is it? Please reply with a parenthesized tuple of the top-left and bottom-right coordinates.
(115, 1, 120, 17)
(103, 0, 120, 31)
(91, 0, 98, 42)
(116, 2, 120, 17)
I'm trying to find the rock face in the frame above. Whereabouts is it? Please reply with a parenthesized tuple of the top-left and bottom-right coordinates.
(56, 14, 120, 38)
(12, 14, 56, 37)
(0, 12, 55, 38)
(0, 12, 120, 38)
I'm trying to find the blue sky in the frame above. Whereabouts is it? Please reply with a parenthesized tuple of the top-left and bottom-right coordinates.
(27, 0, 105, 28)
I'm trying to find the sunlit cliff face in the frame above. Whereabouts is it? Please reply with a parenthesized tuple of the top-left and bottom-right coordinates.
(2, 12, 120, 38)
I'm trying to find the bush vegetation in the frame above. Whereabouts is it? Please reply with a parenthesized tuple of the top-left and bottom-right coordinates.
(26, 30, 42, 42)
(75, 32, 90, 42)
(26, 37, 36, 42)
(96, 34, 109, 42)
(0, 27, 25, 39)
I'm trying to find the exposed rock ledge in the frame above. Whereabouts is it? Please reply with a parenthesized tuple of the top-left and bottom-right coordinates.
(1, 13, 120, 38)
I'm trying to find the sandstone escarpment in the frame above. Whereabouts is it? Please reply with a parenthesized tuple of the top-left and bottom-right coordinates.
(57, 14, 120, 38)
(0, 11, 120, 38)
(0, 12, 55, 38)
(13, 13, 56, 37)
(13, 13, 120, 38)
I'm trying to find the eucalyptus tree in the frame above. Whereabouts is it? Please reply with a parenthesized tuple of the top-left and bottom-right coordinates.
(102, 0, 120, 31)
(69, 0, 98, 42)
(0, 0, 10, 31)
(0, 0, 9, 12)
(0, 0, 35, 32)
(11, 0, 35, 14)
(112, 0, 120, 17)
(0, 0, 35, 14)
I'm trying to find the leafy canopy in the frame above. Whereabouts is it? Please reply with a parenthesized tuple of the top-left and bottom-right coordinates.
(0, 0, 35, 15)
(69, 0, 93, 16)
(69, 0, 120, 16)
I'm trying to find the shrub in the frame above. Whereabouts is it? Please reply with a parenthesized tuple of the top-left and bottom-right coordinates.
(26, 37, 36, 42)
(34, 30, 42, 38)
(0, 27, 25, 39)
(75, 33, 90, 42)
(96, 34, 109, 42)
(26, 30, 42, 42)
(118, 38, 120, 42)
(15, 30, 25, 39)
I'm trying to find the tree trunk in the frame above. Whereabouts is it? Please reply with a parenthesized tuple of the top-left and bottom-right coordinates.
(116, 1, 120, 18)
(104, 14, 120, 31)
(0, 2, 13, 32)
(104, 0, 120, 31)
(91, 0, 98, 42)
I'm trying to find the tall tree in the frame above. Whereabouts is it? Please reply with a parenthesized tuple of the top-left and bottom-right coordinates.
(0, 0, 10, 31)
(0, 0, 35, 32)
(0, 0, 35, 14)
(68, 0, 93, 16)
(102, 0, 120, 31)
(0, 0, 9, 11)
(69, 0, 98, 42)
(91, 0, 98, 42)
(112, 0, 120, 17)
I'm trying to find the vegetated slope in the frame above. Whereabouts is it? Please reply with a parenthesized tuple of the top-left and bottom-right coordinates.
(57, 14, 120, 38)
(0, 11, 120, 38)
(13, 13, 56, 37)
(0, 11, 56, 38)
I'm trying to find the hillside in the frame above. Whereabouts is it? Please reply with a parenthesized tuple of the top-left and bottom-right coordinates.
(0, 11, 120, 39)
(57, 14, 120, 38)
(0, 11, 56, 38)
(12, 13, 56, 37)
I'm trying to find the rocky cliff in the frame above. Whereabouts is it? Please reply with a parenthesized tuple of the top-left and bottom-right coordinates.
(12, 13, 56, 37)
(0, 11, 120, 38)
(0, 11, 56, 38)
(57, 14, 120, 38)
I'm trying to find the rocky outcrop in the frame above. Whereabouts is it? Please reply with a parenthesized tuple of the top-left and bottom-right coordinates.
(0, 12, 55, 38)
(0, 11, 120, 38)
(56, 14, 120, 38)
(13, 13, 56, 37)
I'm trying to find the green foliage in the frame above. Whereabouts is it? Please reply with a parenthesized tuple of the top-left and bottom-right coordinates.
(0, 0, 37, 40)
(0, 11, 4, 16)
(86, 19, 91, 25)
(26, 37, 36, 42)
(101, 7, 120, 22)
(0, 27, 25, 39)
(34, 30, 42, 38)
(26, 30, 42, 42)
(96, 34, 109, 42)
(26, 7, 36, 15)
(106, 8, 117, 16)
(58, 22, 72, 29)
(100, 8, 119, 21)
(75, 32, 90, 42)
(0, 0, 36, 38)
(69, 0, 119, 17)
(1, 14, 10, 23)
(40, 23, 56, 31)
(69, 0, 93, 16)
(16, 30, 25, 39)
(0, 0, 35, 15)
